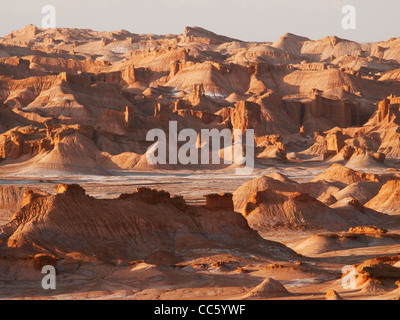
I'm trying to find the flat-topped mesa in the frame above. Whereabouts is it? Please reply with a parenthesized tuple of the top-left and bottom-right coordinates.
(119, 187, 186, 210)
(56, 184, 86, 196)
(204, 193, 234, 211)
(309, 94, 361, 128)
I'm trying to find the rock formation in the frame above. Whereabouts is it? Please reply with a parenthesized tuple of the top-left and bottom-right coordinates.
(345, 255, 400, 292)
(246, 278, 292, 299)
(1, 24, 400, 300)
(233, 169, 387, 232)
(312, 164, 379, 185)
(0, 26, 399, 174)
(0, 184, 298, 263)
(204, 193, 234, 211)
(349, 225, 388, 234)
(326, 290, 344, 300)
(365, 180, 400, 214)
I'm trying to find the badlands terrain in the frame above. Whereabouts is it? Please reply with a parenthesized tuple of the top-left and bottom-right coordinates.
(0, 25, 400, 300)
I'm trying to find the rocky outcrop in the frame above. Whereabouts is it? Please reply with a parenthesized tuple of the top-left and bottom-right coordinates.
(303, 95, 361, 132)
(231, 101, 262, 135)
(174, 108, 222, 124)
(0, 185, 44, 225)
(0, 25, 400, 174)
(345, 255, 400, 292)
(0, 126, 45, 159)
(378, 95, 400, 121)
(246, 278, 292, 298)
(33, 253, 59, 270)
(365, 180, 400, 214)
(326, 290, 344, 300)
(349, 226, 388, 234)
(234, 172, 385, 231)
(124, 106, 135, 129)
(119, 187, 186, 210)
(256, 135, 287, 161)
(292, 232, 400, 256)
(183, 26, 241, 45)
(154, 103, 169, 117)
(233, 175, 298, 212)
(242, 189, 356, 231)
(56, 183, 86, 196)
(323, 130, 346, 160)
(312, 164, 379, 185)
(204, 193, 234, 211)
(0, 184, 298, 263)
(326, 130, 345, 154)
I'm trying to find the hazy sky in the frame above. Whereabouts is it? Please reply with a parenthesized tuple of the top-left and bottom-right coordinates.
(0, 0, 398, 43)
